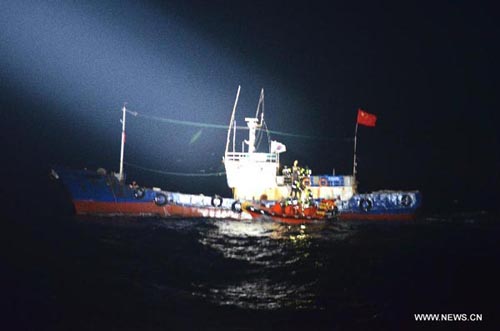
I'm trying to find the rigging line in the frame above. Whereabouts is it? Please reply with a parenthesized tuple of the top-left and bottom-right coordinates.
(263, 121, 272, 147)
(135, 112, 229, 130)
(127, 109, 352, 141)
(266, 129, 353, 142)
(254, 120, 265, 151)
(124, 162, 226, 177)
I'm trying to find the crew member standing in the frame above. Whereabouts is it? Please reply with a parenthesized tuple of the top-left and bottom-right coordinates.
(291, 160, 301, 199)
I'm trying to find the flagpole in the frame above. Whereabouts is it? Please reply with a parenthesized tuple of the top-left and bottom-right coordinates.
(352, 121, 359, 178)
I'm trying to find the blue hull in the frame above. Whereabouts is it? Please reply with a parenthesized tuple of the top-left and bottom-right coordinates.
(53, 167, 421, 221)
(338, 191, 422, 220)
(53, 167, 142, 202)
(51, 167, 245, 219)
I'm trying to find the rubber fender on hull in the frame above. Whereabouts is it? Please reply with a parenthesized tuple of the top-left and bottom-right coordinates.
(359, 198, 372, 212)
(319, 177, 328, 187)
(401, 194, 413, 207)
(231, 200, 242, 213)
(211, 195, 223, 208)
(154, 193, 168, 206)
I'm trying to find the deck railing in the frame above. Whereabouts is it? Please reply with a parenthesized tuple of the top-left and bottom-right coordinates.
(224, 152, 278, 163)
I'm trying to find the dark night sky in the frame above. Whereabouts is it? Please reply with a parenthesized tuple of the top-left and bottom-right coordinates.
(1, 0, 498, 212)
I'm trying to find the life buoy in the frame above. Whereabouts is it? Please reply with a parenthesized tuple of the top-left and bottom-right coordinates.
(319, 177, 328, 187)
(211, 195, 223, 207)
(231, 200, 242, 213)
(401, 194, 412, 207)
(359, 198, 372, 212)
(133, 187, 145, 199)
(154, 193, 167, 206)
(301, 177, 311, 187)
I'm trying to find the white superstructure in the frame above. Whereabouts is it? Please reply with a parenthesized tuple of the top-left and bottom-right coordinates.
(223, 87, 285, 200)
(223, 87, 356, 202)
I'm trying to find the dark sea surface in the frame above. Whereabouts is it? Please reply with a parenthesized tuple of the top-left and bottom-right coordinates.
(4, 182, 500, 330)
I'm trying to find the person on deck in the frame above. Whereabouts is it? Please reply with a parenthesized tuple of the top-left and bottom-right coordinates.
(291, 160, 301, 199)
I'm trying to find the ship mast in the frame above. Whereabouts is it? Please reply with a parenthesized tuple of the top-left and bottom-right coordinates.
(245, 88, 264, 153)
(225, 85, 241, 156)
(118, 104, 127, 182)
(223, 88, 281, 200)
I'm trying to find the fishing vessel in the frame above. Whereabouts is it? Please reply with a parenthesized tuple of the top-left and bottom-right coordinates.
(53, 86, 420, 223)
(51, 105, 247, 220)
(223, 87, 421, 221)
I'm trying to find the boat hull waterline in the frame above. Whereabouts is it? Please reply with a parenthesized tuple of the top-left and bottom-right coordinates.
(52, 167, 248, 220)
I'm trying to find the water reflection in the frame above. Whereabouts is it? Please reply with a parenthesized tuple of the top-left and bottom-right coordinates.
(194, 219, 356, 310)
(194, 278, 318, 310)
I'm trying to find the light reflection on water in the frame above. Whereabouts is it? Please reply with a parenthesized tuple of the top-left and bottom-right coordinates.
(194, 279, 318, 310)
(193, 219, 356, 310)
(83, 217, 356, 310)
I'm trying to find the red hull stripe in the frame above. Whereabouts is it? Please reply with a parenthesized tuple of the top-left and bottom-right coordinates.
(73, 201, 241, 219)
(74, 201, 415, 222)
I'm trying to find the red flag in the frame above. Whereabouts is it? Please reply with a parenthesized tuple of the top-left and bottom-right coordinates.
(357, 108, 377, 127)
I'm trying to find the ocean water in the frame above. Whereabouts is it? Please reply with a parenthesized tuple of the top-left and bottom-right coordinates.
(5, 204, 499, 330)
